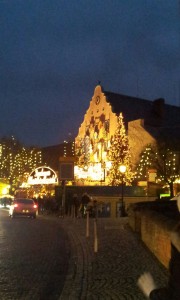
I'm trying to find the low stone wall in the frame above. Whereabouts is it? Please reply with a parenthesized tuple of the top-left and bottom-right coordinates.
(94, 196, 157, 218)
(128, 201, 179, 268)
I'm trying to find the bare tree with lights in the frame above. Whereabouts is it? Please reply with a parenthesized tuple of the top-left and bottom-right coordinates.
(135, 142, 180, 198)
(108, 113, 134, 186)
(135, 145, 153, 182)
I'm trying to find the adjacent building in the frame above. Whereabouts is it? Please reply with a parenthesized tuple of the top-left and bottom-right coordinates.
(41, 141, 75, 173)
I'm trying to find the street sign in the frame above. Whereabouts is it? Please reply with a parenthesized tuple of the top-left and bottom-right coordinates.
(59, 157, 75, 180)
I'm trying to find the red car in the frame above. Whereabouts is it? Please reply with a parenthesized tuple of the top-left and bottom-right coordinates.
(9, 198, 38, 219)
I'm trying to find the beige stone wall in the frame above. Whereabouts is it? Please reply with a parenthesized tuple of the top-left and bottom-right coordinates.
(128, 119, 156, 169)
(129, 209, 176, 268)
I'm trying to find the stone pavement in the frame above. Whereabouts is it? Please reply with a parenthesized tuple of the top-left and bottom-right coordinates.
(55, 216, 169, 300)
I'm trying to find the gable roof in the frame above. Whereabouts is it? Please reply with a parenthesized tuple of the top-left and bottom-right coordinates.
(104, 90, 180, 128)
(146, 125, 180, 151)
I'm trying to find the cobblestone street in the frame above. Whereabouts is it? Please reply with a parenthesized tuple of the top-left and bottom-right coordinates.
(0, 210, 69, 300)
(57, 217, 168, 300)
(0, 210, 169, 300)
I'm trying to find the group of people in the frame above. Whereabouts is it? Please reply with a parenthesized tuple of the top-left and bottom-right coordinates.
(137, 198, 180, 299)
(65, 192, 91, 218)
(67, 192, 99, 218)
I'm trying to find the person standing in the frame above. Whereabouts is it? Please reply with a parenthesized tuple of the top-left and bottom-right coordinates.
(80, 193, 90, 218)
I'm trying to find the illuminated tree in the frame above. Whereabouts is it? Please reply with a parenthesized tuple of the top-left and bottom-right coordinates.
(108, 113, 134, 185)
(135, 146, 153, 181)
(75, 136, 88, 166)
(0, 136, 42, 191)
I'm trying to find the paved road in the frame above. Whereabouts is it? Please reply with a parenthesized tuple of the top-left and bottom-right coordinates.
(0, 209, 69, 300)
(0, 209, 169, 300)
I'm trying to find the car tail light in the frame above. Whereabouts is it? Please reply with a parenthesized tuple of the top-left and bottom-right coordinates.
(33, 204, 37, 209)
(14, 203, 18, 208)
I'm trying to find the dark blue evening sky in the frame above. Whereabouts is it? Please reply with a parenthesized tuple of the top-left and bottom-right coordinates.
(0, 0, 179, 147)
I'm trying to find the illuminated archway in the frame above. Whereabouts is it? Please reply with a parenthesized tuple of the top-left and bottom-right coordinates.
(27, 166, 58, 185)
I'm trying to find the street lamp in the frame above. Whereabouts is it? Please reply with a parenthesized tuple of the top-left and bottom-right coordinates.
(119, 164, 126, 217)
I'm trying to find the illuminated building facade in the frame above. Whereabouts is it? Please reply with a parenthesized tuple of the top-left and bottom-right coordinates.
(75, 85, 180, 185)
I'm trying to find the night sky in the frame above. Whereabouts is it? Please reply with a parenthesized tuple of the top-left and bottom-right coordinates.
(0, 0, 179, 147)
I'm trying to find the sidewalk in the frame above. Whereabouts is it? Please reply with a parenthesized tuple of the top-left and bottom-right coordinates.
(57, 217, 168, 300)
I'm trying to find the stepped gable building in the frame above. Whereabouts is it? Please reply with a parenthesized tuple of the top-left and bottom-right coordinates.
(75, 85, 180, 171)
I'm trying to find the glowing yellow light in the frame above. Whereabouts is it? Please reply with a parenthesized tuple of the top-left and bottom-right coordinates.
(106, 161, 112, 169)
(2, 186, 10, 195)
(119, 165, 126, 173)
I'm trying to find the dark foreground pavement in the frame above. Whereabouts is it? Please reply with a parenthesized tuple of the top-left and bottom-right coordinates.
(52, 216, 169, 300)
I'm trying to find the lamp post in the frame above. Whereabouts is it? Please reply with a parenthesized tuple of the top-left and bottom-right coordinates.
(119, 165, 126, 217)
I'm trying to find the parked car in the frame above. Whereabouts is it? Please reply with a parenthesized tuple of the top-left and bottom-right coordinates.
(9, 198, 38, 219)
